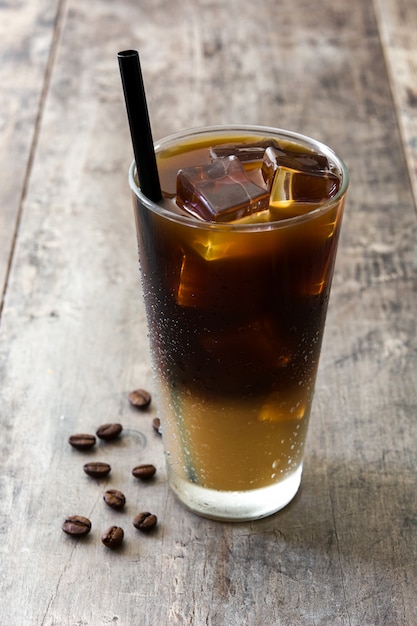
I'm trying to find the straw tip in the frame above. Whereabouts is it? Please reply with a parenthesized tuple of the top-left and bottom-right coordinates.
(118, 50, 139, 59)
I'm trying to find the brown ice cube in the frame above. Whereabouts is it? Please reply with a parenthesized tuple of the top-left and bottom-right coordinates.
(176, 156, 269, 222)
(200, 316, 294, 372)
(261, 145, 340, 216)
(262, 145, 335, 190)
(270, 167, 340, 208)
(210, 141, 276, 189)
(176, 253, 206, 307)
(210, 140, 275, 163)
(258, 391, 308, 422)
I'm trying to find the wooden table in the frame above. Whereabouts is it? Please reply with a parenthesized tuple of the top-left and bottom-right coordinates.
(1, 1, 417, 624)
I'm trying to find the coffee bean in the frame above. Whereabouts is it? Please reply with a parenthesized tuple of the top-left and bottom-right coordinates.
(68, 433, 96, 450)
(152, 417, 162, 434)
(83, 461, 111, 478)
(132, 463, 156, 480)
(62, 515, 91, 536)
(103, 489, 126, 510)
(133, 512, 157, 532)
(128, 388, 151, 409)
(101, 525, 124, 549)
(96, 423, 123, 441)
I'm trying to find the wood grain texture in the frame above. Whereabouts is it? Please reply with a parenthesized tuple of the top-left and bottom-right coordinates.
(373, 0, 417, 205)
(0, 0, 62, 306)
(0, 0, 416, 624)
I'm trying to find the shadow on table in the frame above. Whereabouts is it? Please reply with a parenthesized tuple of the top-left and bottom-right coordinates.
(236, 454, 417, 582)
(164, 456, 417, 624)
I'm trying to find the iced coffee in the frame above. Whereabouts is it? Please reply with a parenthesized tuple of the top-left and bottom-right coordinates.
(130, 126, 348, 520)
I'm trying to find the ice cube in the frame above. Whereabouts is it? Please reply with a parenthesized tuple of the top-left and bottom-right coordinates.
(176, 156, 269, 222)
(176, 253, 205, 308)
(200, 317, 294, 371)
(262, 145, 332, 188)
(261, 145, 340, 217)
(258, 392, 307, 423)
(210, 141, 276, 189)
(269, 166, 340, 207)
(210, 140, 275, 163)
(175, 246, 263, 307)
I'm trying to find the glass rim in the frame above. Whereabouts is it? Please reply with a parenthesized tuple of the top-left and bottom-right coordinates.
(129, 124, 349, 232)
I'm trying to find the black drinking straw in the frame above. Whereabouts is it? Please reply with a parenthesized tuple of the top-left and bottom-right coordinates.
(118, 50, 162, 202)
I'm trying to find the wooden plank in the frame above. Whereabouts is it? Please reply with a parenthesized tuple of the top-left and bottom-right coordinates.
(373, 0, 417, 204)
(0, 0, 416, 624)
(0, 0, 61, 307)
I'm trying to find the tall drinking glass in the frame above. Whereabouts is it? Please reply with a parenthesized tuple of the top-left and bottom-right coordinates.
(129, 125, 348, 521)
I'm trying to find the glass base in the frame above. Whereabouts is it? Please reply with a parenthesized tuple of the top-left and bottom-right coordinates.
(168, 464, 303, 522)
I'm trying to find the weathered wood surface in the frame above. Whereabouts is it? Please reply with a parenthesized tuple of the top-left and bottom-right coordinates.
(374, 0, 417, 205)
(0, 0, 61, 306)
(0, 0, 416, 624)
